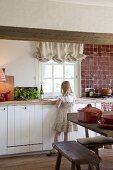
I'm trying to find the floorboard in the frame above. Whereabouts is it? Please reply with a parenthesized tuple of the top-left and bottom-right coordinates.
(0, 149, 113, 170)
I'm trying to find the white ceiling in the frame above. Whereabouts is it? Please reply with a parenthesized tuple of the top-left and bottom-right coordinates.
(49, 0, 113, 7)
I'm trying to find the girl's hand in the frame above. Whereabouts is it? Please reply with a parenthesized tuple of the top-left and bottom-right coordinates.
(56, 99, 62, 108)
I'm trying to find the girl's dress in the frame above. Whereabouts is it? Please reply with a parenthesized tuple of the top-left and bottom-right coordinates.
(54, 93, 78, 132)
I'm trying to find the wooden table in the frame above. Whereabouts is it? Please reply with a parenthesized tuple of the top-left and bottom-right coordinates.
(67, 113, 113, 138)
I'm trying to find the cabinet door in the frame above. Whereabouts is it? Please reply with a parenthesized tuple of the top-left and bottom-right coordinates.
(0, 106, 7, 155)
(29, 105, 43, 152)
(29, 105, 42, 145)
(43, 105, 62, 150)
(8, 105, 33, 146)
(15, 105, 33, 146)
(8, 105, 43, 153)
(96, 103, 101, 109)
(7, 106, 15, 147)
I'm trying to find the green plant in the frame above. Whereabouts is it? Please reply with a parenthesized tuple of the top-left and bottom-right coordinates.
(27, 87, 40, 99)
(14, 87, 40, 100)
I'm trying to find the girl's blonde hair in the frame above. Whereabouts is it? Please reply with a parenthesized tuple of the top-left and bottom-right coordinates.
(61, 81, 72, 96)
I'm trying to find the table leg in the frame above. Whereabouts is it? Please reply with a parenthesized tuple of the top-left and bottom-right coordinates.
(85, 128, 89, 137)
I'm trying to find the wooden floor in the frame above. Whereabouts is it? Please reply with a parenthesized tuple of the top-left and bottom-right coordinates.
(0, 149, 113, 170)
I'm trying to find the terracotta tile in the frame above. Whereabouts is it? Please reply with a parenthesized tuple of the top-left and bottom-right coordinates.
(81, 44, 113, 96)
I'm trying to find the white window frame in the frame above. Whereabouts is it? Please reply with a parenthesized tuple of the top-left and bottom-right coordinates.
(37, 60, 81, 98)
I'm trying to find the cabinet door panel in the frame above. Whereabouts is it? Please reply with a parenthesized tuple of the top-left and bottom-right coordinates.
(8, 105, 34, 146)
(8, 104, 43, 153)
(43, 105, 63, 150)
(96, 103, 101, 109)
(7, 106, 15, 146)
(29, 105, 42, 144)
(15, 105, 33, 145)
(0, 106, 7, 155)
(43, 106, 51, 150)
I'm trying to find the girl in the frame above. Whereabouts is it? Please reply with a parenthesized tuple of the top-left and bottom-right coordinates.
(47, 81, 77, 156)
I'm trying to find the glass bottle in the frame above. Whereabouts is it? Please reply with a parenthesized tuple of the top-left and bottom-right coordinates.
(40, 83, 44, 99)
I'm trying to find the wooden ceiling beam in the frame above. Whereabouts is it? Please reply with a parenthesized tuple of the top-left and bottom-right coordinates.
(0, 26, 113, 44)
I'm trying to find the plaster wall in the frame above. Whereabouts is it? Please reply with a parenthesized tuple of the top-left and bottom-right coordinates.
(0, 0, 113, 33)
(0, 40, 37, 87)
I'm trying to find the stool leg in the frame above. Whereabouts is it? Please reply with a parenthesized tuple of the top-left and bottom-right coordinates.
(95, 164, 100, 170)
(71, 162, 76, 170)
(71, 162, 81, 170)
(88, 164, 100, 170)
(93, 148, 99, 155)
(55, 152, 62, 170)
(92, 148, 100, 170)
(75, 164, 81, 170)
(88, 164, 94, 170)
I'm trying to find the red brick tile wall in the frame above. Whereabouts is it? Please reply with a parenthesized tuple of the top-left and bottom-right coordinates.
(101, 102, 113, 111)
(81, 44, 113, 97)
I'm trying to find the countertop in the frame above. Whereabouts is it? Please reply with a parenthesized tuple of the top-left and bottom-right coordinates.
(0, 99, 56, 106)
(0, 97, 113, 106)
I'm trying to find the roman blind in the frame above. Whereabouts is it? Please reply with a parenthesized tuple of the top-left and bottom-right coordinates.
(34, 41, 86, 63)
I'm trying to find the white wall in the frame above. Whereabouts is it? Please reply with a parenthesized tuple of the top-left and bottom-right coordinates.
(0, 40, 81, 97)
(0, 40, 38, 87)
(0, 0, 113, 33)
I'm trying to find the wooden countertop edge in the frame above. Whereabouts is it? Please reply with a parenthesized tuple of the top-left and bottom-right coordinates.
(0, 98, 113, 106)
(0, 99, 56, 106)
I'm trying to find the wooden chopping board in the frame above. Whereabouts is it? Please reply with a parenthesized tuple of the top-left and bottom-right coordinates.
(0, 76, 14, 101)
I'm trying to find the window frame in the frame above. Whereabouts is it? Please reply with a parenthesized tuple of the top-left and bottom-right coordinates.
(37, 60, 81, 98)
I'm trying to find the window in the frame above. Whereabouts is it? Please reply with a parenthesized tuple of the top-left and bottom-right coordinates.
(39, 59, 80, 98)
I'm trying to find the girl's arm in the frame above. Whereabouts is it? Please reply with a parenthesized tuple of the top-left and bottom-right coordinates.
(56, 98, 62, 108)
(73, 94, 76, 103)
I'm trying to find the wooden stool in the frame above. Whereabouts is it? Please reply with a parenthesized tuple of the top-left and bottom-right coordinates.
(53, 141, 101, 170)
(77, 136, 113, 170)
(77, 136, 113, 155)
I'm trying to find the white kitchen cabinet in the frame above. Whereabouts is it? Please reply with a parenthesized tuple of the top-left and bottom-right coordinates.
(2, 101, 102, 155)
(42, 103, 98, 148)
(15, 105, 31, 146)
(42, 105, 63, 150)
(68, 103, 88, 141)
(96, 102, 101, 110)
(7, 105, 43, 154)
(0, 106, 7, 155)
(73, 102, 101, 139)
(8, 105, 32, 146)
(69, 103, 96, 140)
(29, 105, 43, 152)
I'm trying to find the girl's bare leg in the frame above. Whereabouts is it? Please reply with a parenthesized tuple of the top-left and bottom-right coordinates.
(54, 131, 61, 142)
(46, 131, 61, 156)
(64, 132, 69, 141)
